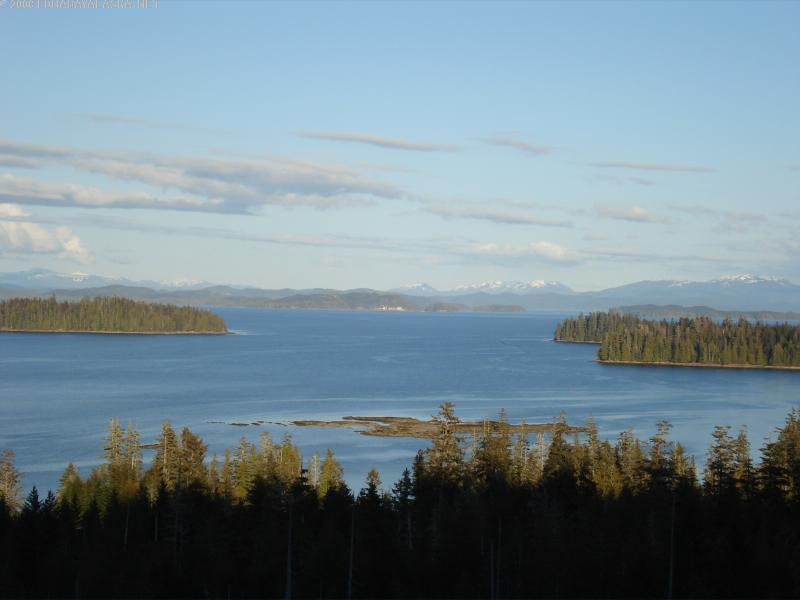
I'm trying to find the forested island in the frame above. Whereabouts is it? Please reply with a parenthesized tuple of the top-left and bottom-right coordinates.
(1, 404, 800, 598)
(556, 312, 800, 369)
(0, 297, 227, 334)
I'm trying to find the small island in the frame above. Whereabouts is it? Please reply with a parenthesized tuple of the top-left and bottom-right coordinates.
(555, 311, 800, 370)
(0, 296, 228, 334)
(212, 414, 586, 438)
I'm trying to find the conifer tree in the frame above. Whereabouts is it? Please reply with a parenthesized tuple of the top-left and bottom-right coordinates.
(733, 428, 755, 497)
(704, 425, 736, 496)
(179, 427, 207, 486)
(278, 434, 302, 483)
(149, 420, 180, 492)
(207, 453, 221, 494)
(233, 437, 256, 500)
(427, 402, 465, 483)
(220, 449, 234, 498)
(103, 418, 124, 471)
(319, 449, 344, 498)
(57, 463, 82, 507)
(759, 407, 800, 499)
(392, 468, 415, 550)
(123, 423, 142, 481)
(360, 468, 382, 504)
(648, 420, 674, 488)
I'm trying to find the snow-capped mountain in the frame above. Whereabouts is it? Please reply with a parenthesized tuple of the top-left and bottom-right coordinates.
(0, 269, 213, 291)
(392, 283, 440, 296)
(710, 274, 793, 286)
(1, 270, 797, 311)
(585, 275, 800, 311)
(157, 277, 213, 290)
(0, 268, 128, 290)
(450, 280, 573, 295)
(393, 280, 574, 297)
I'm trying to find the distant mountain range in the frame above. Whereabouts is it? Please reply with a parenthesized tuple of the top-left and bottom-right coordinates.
(1, 269, 798, 312)
(612, 304, 800, 321)
(0, 268, 214, 291)
(392, 280, 573, 296)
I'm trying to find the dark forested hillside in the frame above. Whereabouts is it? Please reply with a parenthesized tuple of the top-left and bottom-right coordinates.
(1, 404, 800, 598)
(556, 312, 800, 368)
(0, 297, 227, 334)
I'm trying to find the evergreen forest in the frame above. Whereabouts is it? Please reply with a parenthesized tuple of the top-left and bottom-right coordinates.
(556, 312, 800, 368)
(2, 404, 800, 598)
(0, 297, 227, 334)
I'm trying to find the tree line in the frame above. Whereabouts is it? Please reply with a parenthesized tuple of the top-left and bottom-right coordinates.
(556, 312, 800, 367)
(0, 297, 227, 334)
(1, 404, 800, 598)
(554, 311, 639, 343)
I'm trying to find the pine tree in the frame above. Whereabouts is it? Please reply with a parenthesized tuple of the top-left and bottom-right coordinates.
(392, 468, 415, 550)
(359, 468, 382, 503)
(57, 463, 83, 507)
(149, 420, 180, 492)
(732, 428, 755, 498)
(648, 420, 674, 488)
(473, 411, 514, 483)
(123, 423, 142, 482)
(233, 437, 256, 500)
(319, 448, 344, 498)
(103, 418, 124, 470)
(704, 425, 736, 496)
(179, 427, 208, 486)
(427, 402, 465, 483)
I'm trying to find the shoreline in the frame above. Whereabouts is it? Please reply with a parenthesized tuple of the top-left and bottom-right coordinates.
(553, 338, 602, 345)
(598, 359, 800, 371)
(0, 328, 231, 336)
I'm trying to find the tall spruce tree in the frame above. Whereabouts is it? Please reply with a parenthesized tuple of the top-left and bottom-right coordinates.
(427, 402, 465, 483)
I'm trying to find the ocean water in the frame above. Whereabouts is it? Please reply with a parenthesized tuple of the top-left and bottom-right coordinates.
(1, 308, 798, 494)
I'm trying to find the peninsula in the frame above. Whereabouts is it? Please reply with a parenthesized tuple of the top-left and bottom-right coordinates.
(556, 312, 800, 369)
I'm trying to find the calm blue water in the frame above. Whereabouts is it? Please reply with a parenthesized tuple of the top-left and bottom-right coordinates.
(1, 308, 798, 494)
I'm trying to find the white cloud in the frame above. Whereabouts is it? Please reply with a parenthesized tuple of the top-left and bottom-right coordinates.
(592, 175, 655, 186)
(426, 204, 571, 227)
(471, 241, 581, 263)
(0, 138, 402, 213)
(0, 174, 222, 211)
(55, 227, 90, 261)
(669, 204, 767, 234)
(0, 203, 30, 218)
(590, 160, 713, 173)
(297, 131, 459, 152)
(586, 246, 734, 264)
(482, 136, 553, 156)
(73, 113, 232, 134)
(596, 204, 669, 224)
(0, 220, 89, 262)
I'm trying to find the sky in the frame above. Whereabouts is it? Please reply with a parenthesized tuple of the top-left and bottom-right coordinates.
(0, 0, 798, 291)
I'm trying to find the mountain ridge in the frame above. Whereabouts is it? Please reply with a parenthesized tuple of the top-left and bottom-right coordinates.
(1, 269, 798, 312)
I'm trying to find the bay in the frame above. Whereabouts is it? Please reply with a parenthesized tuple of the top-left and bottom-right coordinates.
(1, 307, 798, 494)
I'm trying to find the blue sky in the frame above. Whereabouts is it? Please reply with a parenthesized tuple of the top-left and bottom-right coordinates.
(0, 0, 798, 291)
